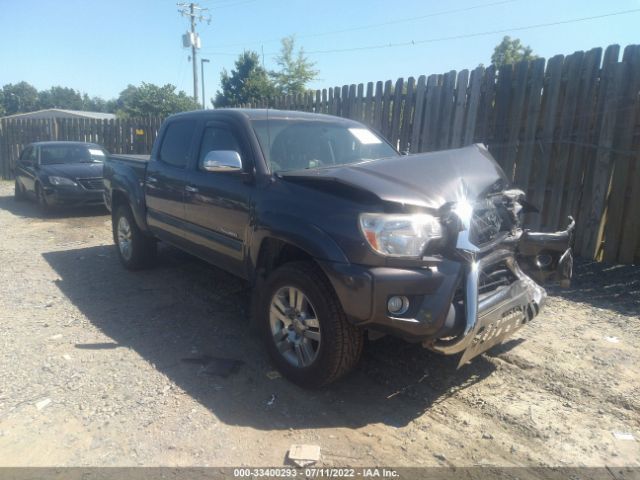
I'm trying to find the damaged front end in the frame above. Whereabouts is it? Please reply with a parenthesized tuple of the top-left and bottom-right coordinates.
(427, 186, 575, 366)
(281, 143, 575, 366)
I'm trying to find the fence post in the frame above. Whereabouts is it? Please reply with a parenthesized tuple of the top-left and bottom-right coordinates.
(582, 61, 625, 259)
(530, 55, 564, 229)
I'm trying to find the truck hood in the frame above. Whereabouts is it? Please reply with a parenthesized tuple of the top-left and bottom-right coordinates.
(279, 144, 509, 210)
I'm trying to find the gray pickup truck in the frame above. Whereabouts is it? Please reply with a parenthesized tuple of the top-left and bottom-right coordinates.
(103, 109, 574, 387)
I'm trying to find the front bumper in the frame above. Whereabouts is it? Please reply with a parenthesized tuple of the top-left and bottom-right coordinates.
(429, 250, 546, 367)
(319, 220, 574, 365)
(42, 185, 105, 207)
(321, 250, 543, 340)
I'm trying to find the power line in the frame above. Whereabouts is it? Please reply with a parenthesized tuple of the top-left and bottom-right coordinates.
(201, 8, 640, 59)
(290, 8, 640, 55)
(201, 0, 246, 4)
(197, 51, 239, 56)
(210, 0, 520, 49)
(203, 0, 259, 9)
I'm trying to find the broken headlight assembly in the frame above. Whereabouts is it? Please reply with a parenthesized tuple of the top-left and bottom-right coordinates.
(359, 213, 444, 257)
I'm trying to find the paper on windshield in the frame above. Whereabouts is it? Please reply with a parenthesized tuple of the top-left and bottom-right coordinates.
(349, 128, 382, 145)
(88, 149, 105, 156)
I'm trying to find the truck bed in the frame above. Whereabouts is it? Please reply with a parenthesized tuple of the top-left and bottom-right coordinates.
(105, 154, 149, 181)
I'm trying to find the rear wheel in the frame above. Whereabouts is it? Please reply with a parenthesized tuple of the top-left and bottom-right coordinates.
(113, 204, 157, 270)
(259, 261, 363, 387)
(14, 180, 26, 201)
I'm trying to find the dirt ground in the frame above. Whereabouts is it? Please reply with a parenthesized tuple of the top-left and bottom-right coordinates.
(0, 179, 638, 468)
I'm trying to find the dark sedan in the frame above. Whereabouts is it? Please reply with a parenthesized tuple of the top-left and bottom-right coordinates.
(14, 141, 108, 212)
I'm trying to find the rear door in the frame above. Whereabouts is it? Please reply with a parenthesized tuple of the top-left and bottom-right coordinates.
(145, 119, 197, 243)
(183, 121, 254, 278)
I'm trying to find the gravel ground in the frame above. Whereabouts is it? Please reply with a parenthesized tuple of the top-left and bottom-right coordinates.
(0, 179, 638, 468)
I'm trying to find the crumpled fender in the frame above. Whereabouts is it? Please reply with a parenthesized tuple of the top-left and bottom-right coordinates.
(518, 217, 575, 287)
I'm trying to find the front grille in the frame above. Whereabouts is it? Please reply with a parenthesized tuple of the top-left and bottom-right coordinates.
(478, 261, 518, 296)
(78, 178, 104, 190)
(469, 198, 509, 245)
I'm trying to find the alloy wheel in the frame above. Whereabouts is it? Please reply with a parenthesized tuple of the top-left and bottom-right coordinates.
(269, 286, 321, 368)
(117, 215, 133, 261)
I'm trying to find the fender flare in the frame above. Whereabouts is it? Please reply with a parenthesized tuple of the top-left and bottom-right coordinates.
(109, 173, 149, 233)
(250, 214, 349, 274)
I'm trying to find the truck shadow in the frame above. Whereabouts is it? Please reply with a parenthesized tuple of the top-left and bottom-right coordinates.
(0, 194, 108, 219)
(43, 244, 498, 430)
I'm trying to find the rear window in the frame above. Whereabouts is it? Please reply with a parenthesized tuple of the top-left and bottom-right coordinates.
(40, 145, 107, 165)
(159, 120, 197, 168)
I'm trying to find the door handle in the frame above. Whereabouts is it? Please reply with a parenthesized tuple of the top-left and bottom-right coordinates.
(185, 185, 199, 193)
(146, 176, 158, 184)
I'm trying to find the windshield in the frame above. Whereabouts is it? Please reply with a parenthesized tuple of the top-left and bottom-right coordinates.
(40, 145, 107, 165)
(252, 120, 398, 173)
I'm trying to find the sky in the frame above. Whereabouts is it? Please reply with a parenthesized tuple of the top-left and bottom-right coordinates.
(1, 0, 639, 105)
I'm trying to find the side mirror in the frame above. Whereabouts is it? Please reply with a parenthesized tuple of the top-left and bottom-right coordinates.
(201, 150, 243, 172)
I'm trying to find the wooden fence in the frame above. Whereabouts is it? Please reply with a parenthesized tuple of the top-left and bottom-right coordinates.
(239, 44, 640, 265)
(1, 43, 639, 263)
(0, 116, 164, 177)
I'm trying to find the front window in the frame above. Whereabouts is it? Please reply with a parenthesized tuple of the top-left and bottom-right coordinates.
(40, 145, 107, 165)
(252, 120, 398, 173)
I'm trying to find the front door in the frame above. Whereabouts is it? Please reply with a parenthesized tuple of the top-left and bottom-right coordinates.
(145, 119, 197, 244)
(183, 122, 253, 278)
(16, 146, 38, 195)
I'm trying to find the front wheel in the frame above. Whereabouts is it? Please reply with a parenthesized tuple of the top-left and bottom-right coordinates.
(14, 180, 26, 201)
(113, 204, 157, 270)
(259, 261, 363, 387)
(35, 184, 50, 214)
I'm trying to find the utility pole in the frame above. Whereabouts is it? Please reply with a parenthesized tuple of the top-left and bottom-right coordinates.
(177, 2, 210, 105)
(201, 58, 210, 109)
(189, 3, 198, 104)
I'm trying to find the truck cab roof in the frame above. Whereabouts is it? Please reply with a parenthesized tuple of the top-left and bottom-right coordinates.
(168, 108, 366, 127)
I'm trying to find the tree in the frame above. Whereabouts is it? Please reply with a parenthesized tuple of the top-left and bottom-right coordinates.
(270, 36, 318, 96)
(114, 82, 199, 117)
(81, 93, 111, 112)
(491, 36, 537, 68)
(213, 51, 276, 107)
(1, 82, 39, 114)
(38, 86, 84, 110)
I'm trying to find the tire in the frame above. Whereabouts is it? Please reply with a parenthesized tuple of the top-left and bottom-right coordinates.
(14, 180, 26, 201)
(35, 183, 50, 214)
(259, 261, 363, 388)
(113, 204, 157, 270)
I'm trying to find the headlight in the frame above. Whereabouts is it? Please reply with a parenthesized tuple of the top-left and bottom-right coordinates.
(48, 176, 76, 186)
(359, 213, 443, 257)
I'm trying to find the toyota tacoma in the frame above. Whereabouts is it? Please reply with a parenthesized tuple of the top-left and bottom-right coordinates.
(103, 109, 574, 387)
